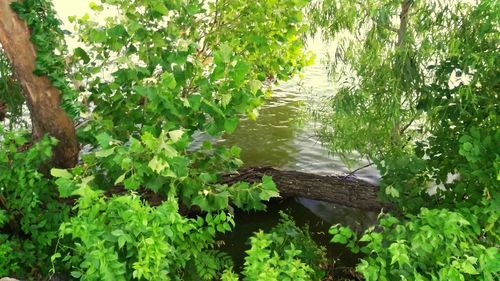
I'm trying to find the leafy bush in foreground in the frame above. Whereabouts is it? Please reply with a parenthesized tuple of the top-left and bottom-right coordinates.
(0, 0, 312, 279)
(330, 207, 500, 281)
(223, 213, 326, 281)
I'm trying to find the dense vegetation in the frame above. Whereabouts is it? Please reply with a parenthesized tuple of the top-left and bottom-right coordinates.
(1, 0, 321, 279)
(309, 0, 499, 280)
(0, 0, 498, 280)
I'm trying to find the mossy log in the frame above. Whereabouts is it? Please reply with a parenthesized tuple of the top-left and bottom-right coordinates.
(222, 166, 392, 211)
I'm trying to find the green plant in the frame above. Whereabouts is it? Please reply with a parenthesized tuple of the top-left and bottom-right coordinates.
(330, 208, 500, 281)
(309, 0, 499, 211)
(309, 0, 499, 280)
(56, 192, 235, 280)
(239, 213, 326, 281)
(11, 0, 81, 117)
(0, 126, 69, 277)
(0, 50, 25, 127)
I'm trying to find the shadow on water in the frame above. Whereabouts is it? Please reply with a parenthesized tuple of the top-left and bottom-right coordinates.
(221, 197, 379, 272)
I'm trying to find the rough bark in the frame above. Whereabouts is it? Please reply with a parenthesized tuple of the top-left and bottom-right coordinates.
(0, 99, 5, 121)
(0, 0, 78, 168)
(222, 167, 393, 211)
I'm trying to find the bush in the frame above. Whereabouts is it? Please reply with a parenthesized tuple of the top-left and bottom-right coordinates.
(237, 213, 326, 281)
(330, 208, 500, 281)
(0, 127, 69, 277)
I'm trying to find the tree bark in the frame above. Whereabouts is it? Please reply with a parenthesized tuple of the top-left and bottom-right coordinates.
(222, 167, 393, 211)
(0, 0, 78, 168)
(0, 99, 5, 121)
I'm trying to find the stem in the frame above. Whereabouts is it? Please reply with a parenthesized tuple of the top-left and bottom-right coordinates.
(342, 162, 375, 180)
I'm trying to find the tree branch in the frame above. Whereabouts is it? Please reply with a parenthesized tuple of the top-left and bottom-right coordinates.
(397, 0, 412, 47)
(0, 0, 78, 168)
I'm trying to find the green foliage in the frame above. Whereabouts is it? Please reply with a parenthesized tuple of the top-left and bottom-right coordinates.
(330, 208, 500, 281)
(0, 126, 69, 277)
(310, 1, 500, 280)
(0, 50, 25, 127)
(57, 194, 234, 280)
(0, 0, 310, 280)
(1, 0, 313, 279)
(240, 213, 326, 281)
(52, 130, 279, 212)
(63, 0, 310, 213)
(309, 0, 499, 211)
(72, 0, 312, 142)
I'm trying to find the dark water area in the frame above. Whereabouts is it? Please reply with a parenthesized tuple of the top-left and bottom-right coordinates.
(221, 197, 378, 272)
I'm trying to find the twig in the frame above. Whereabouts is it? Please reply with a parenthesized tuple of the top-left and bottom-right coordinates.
(342, 162, 375, 180)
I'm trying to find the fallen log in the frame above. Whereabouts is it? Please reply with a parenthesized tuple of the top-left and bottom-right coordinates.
(222, 167, 392, 212)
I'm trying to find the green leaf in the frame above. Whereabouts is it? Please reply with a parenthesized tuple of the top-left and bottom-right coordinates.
(340, 227, 353, 238)
(232, 60, 250, 85)
(148, 156, 169, 173)
(331, 234, 347, 244)
(224, 117, 239, 133)
(219, 43, 233, 63)
(385, 185, 400, 198)
(89, 2, 103, 11)
(461, 262, 479, 275)
(124, 175, 141, 190)
(96, 132, 113, 148)
(95, 147, 115, 158)
(230, 146, 241, 157)
(115, 173, 127, 185)
(249, 80, 262, 94)
(55, 178, 76, 197)
(168, 129, 184, 143)
(51, 168, 73, 179)
(111, 229, 124, 236)
(152, 2, 168, 15)
(188, 94, 202, 110)
(212, 191, 230, 210)
(74, 47, 90, 63)
(262, 176, 277, 191)
(161, 72, 177, 89)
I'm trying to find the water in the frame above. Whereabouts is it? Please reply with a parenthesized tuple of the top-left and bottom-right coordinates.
(219, 40, 381, 268)
(220, 39, 379, 184)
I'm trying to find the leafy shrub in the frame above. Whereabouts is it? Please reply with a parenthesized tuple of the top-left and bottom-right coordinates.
(0, 0, 314, 278)
(237, 213, 325, 281)
(0, 127, 69, 277)
(310, 1, 499, 280)
(330, 208, 500, 281)
(57, 193, 234, 280)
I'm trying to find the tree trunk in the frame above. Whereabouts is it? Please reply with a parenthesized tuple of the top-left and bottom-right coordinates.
(222, 167, 393, 211)
(0, 99, 5, 121)
(0, 0, 78, 168)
